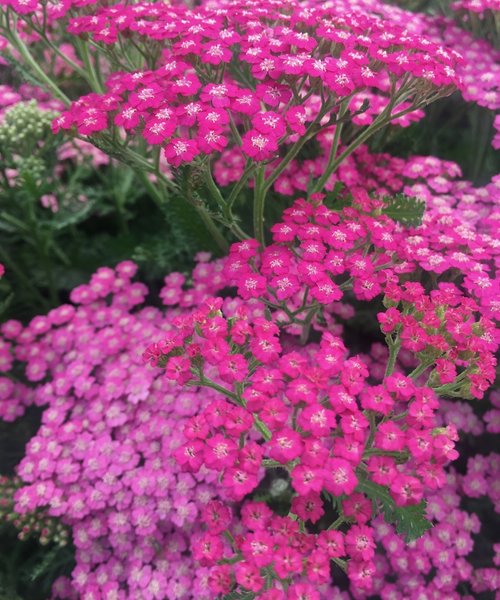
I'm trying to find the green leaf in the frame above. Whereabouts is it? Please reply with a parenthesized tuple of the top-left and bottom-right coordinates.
(52, 198, 97, 231)
(0, 294, 13, 318)
(357, 479, 432, 542)
(222, 592, 256, 600)
(391, 501, 433, 542)
(381, 193, 426, 228)
(253, 415, 272, 441)
(323, 182, 352, 211)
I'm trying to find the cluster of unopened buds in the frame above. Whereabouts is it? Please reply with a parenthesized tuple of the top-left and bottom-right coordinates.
(0, 475, 69, 546)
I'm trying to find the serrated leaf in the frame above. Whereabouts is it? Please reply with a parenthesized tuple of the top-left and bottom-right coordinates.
(381, 193, 425, 228)
(0, 294, 13, 318)
(392, 501, 432, 542)
(357, 479, 432, 542)
(222, 592, 256, 600)
(52, 199, 97, 230)
(323, 182, 352, 211)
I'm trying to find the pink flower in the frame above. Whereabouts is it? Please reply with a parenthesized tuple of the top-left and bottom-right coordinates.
(204, 435, 238, 469)
(234, 562, 264, 593)
(297, 404, 336, 437)
(222, 467, 259, 500)
(164, 138, 200, 167)
(346, 525, 376, 561)
(324, 458, 358, 496)
(291, 492, 324, 524)
(317, 530, 345, 558)
(390, 474, 424, 506)
(375, 422, 406, 452)
(241, 502, 272, 532)
(288, 583, 320, 600)
(174, 440, 205, 472)
(291, 465, 325, 496)
(240, 532, 274, 567)
(192, 533, 224, 566)
(274, 546, 303, 579)
(241, 129, 278, 161)
(268, 428, 303, 464)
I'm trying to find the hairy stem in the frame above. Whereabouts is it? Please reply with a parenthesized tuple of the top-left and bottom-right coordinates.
(253, 165, 266, 246)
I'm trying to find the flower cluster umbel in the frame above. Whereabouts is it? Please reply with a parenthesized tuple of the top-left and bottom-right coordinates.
(54, 0, 459, 169)
(1, 257, 234, 599)
(143, 191, 498, 595)
(144, 293, 461, 592)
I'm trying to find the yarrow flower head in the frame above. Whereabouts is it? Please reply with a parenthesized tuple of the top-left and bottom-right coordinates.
(50, 0, 459, 173)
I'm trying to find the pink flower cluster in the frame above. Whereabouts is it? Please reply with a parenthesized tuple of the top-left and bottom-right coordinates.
(0, 1, 498, 598)
(342, 149, 500, 319)
(306, 0, 499, 148)
(428, 19, 499, 114)
(1, 257, 238, 599)
(0, 0, 99, 18)
(146, 293, 462, 591)
(140, 184, 498, 594)
(51, 0, 458, 168)
(220, 196, 498, 387)
(224, 136, 499, 320)
(451, 0, 500, 15)
(1, 233, 498, 598)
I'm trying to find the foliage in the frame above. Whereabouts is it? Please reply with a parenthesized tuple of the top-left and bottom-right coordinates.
(358, 479, 433, 542)
(381, 194, 426, 228)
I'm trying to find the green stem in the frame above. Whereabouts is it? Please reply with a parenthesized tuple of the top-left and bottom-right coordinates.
(192, 376, 238, 402)
(363, 448, 408, 459)
(6, 13, 70, 105)
(384, 333, 401, 378)
(253, 165, 266, 246)
(229, 222, 251, 241)
(254, 415, 272, 441)
(326, 91, 422, 176)
(137, 171, 166, 209)
(113, 189, 130, 235)
(205, 167, 229, 213)
(332, 557, 347, 571)
(193, 203, 229, 253)
(328, 516, 346, 530)
(29, 22, 89, 83)
(432, 367, 473, 396)
(364, 411, 377, 452)
(204, 167, 249, 240)
(262, 459, 284, 468)
(408, 360, 434, 380)
(226, 162, 256, 208)
(300, 305, 319, 345)
(311, 100, 349, 193)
